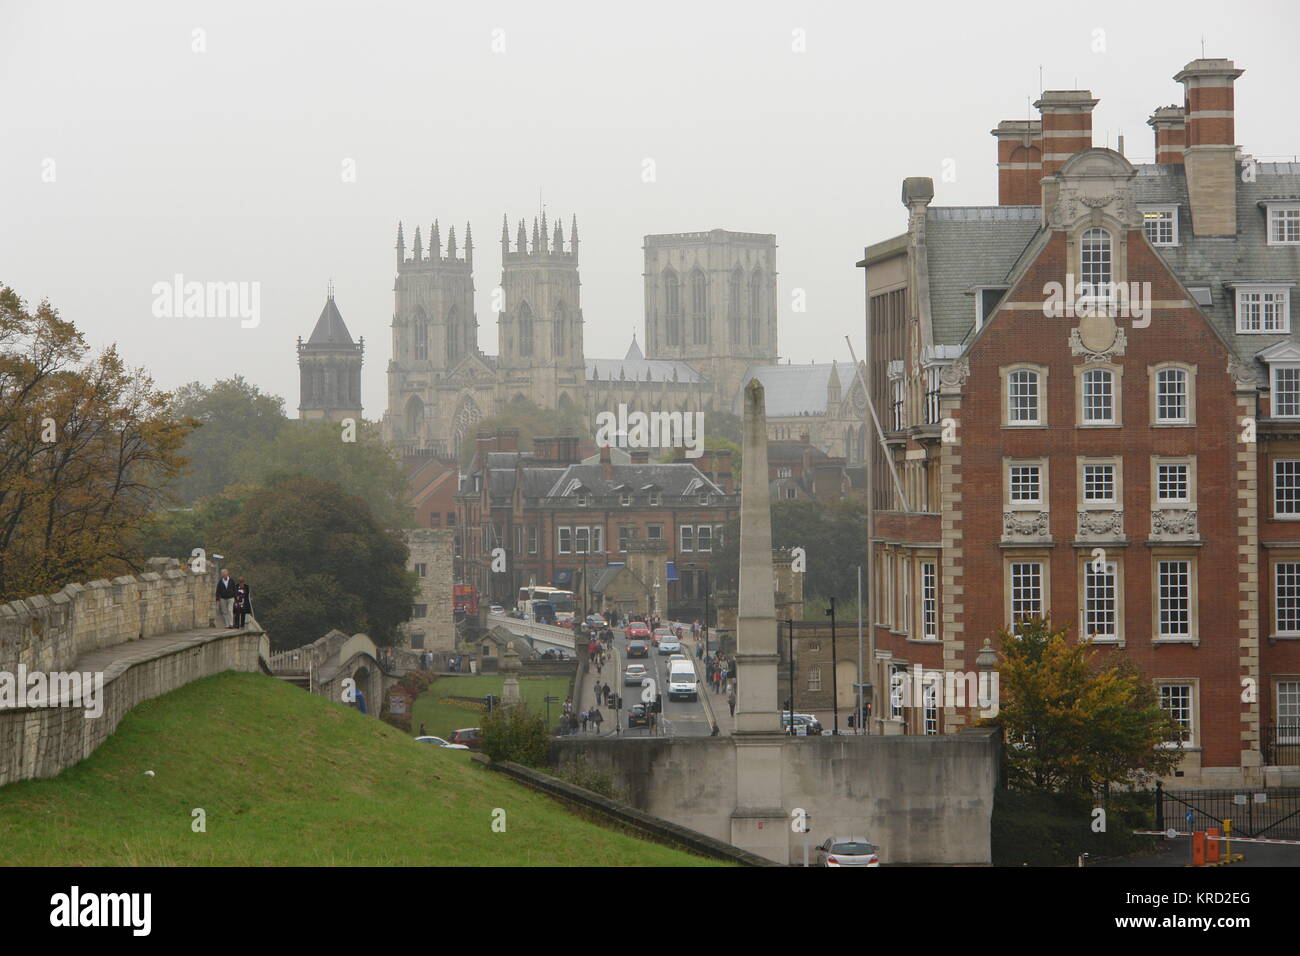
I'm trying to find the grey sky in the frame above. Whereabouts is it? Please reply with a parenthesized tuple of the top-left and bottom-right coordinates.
(3, 0, 1296, 419)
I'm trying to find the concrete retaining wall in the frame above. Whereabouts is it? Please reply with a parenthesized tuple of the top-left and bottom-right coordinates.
(0, 628, 265, 787)
(554, 728, 999, 864)
(0, 558, 216, 674)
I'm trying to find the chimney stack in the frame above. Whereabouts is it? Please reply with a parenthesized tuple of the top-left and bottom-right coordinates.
(1147, 105, 1186, 164)
(1034, 90, 1099, 177)
(599, 443, 614, 481)
(1175, 58, 1244, 237)
(992, 119, 1042, 205)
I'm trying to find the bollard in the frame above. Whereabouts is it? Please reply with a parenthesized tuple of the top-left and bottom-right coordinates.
(1206, 828, 1221, 863)
(1191, 830, 1206, 867)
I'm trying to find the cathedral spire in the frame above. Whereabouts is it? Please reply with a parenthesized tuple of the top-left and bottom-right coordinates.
(531, 218, 540, 255)
(501, 214, 510, 251)
(517, 219, 527, 253)
(430, 219, 441, 261)
(570, 215, 579, 256)
(447, 224, 457, 260)
(554, 217, 563, 252)
(539, 210, 549, 254)
(396, 221, 405, 267)
(464, 221, 473, 267)
(413, 225, 423, 262)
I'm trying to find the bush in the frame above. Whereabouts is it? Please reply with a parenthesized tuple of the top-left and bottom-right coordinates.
(481, 705, 551, 768)
(991, 788, 1159, 866)
(556, 755, 625, 802)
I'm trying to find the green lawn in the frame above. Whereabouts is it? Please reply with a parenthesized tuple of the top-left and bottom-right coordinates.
(411, 674, 571, 739)
(0, 671, 720, 866)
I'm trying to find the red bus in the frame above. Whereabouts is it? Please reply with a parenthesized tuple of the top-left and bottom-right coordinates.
(453, 584, 478, 615)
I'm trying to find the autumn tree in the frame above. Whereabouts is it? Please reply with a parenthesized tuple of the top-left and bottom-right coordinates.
(221, 475, 417, 650)
(984, 617, 1184, 799)
(0, 287, 192, 600)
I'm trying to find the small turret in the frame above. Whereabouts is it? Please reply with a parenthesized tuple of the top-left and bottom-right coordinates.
(396, 221, 405, 267)
(447, 224, 457, 260)
(570, 215, 579, 257)
(430, 220, 441, 261)
(464, 221, 473, 267)
(554, 217, 563, 252)
(501, 213, 510, 252)
(413, 225, 423, 262)
(531, 218, 540, 255)
(517, 219, 527, 253)
(540, 210, 549, 254)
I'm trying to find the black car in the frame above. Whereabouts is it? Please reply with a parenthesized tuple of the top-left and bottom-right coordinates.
(627, 704, 650, 728)
(626, 641, 649, 658)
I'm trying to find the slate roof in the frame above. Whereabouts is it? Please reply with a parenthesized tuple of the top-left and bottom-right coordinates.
(306, 295, 356, 346)
(586, 337, 702, 384)
(543, 463, 724, 499)
(735, 362, 849, 416)
(924, 206, 1042, 347)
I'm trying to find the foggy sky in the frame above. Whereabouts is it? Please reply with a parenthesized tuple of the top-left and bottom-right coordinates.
(3, 0, 1297, 420)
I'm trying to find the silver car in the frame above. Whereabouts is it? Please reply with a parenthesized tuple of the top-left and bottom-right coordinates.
(623, 663, 648, 686)
(814, 837, 880, 867)
(414, 736, 470, 751)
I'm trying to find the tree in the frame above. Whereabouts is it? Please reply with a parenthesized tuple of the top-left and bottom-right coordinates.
(235, 419, 412, 529)
(710, 498, 866, 605)
(984, 617, 1184, 798)
(221, 476, 417, 650)
(460, 395, 586, 464)
(0, 287, 192, 600)
(481, 704, 551, 768)
(167, 377, 287, 503)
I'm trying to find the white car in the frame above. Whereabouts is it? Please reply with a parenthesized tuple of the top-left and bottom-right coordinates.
(657, 637, 682, 654)
(415, 736, 470, 750)
(488, 605, 505, 615)
(813, 837, 880, 867)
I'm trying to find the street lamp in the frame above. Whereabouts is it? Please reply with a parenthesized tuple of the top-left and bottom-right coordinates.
(826, 596, 839, 736)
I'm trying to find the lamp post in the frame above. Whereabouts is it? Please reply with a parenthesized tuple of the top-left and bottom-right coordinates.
(702, 566, 711, 658)
(787, 618, 796, 734)
(826, 595, 839, 736)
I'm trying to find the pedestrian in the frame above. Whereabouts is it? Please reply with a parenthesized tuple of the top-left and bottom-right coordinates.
(419, 723, 427, 736)
(581, 709, 589, 732)
(233, 578, 252, 628)
(215, 569, 237, 628)
(592, 708, 603, 733)
(728, 690, 736, 717)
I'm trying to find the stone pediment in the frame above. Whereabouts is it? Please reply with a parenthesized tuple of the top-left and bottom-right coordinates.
(1048, 148, 1140, 231)
(446, 353, 494, 384)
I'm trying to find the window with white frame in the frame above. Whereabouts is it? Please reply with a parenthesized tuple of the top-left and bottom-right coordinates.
(1276, 562, 1300, 636)
(1236, 286, 1291, 333)
(558, 527, 572, 554)
(575, 526, 591, 554)
(1156, 462, 1190, 503)
(1010, 562, 1043, 630)
(591, 526, 603, 553)
(1009, 464, 1042, 505)
(1083, 463, 1116, 504)
(1273, 365, 1300, 418)
(1276, 460, 1300, 516)
(925, 366, 942, 425)
(679, 525, 694, 552)
(900, 557, 911, 634)
(1278, 681, 1300, 741)
(648, 490, 661, 506)
(923, 682, 939, 735)
(889, 662, 907, 720)
(1156, 367, 1190, 422)
(1157, 560, 1192, 637)
(1008, 369, 1041, 424)
(1084, 560, 1118, 640)
(1269, 204, 1300, 245)
(1142, 207, 1179, 246)
(696, 525, 713, 552)
(576, 492, 589, 507)
(618, 525, 636, 552)
(619, 491, 632, 506)
(1159, 684, 1193, 744)
(921, 562, 937, 639)
(1082, 368, 1115, 424)
(891, 376, 905, 431)
(528, 525, 538, 554)
(777, 467, 792, 478)
(1080, 228, 1113, 301)
(808, 665, 822, 692)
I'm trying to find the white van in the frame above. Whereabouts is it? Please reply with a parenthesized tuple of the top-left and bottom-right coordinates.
(667, 659, 698, 701)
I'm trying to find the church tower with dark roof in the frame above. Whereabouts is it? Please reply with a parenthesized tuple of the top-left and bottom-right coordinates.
(297, 288, 364, 422)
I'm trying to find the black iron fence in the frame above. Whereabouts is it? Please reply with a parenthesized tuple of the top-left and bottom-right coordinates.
(1264, 722, 1300, 767)
(1156, 783, 1300, 839)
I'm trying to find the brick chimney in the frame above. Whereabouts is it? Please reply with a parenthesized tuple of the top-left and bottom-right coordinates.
(531, 436, 560, 463)
(1034, 90, 1098, 178)
(1175, 58, 1244, 237)
(1147, 105, 1186, 164)
(992, 119, 1042, 205)
(599, 443, 614, 480)
(714, 449, 734, 494)
(556, 436, 581, 464)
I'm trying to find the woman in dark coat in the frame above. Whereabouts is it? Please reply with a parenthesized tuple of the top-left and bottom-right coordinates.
(233, 578, 252, 628)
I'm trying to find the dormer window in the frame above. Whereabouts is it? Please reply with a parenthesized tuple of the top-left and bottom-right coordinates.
(1235, 284, 1292, 334)
(1142, 206, 1179, 246)
(648, 490, 661, 506)
(1267, 202, 1300, 245)
(619, 491, 632, 507)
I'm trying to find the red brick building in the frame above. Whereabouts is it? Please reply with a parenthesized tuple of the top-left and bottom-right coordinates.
(860, 57, 1300, 786)
(456, 432, 738, 620)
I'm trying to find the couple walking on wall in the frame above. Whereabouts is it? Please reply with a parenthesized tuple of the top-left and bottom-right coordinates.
(215, 568, 253, 628)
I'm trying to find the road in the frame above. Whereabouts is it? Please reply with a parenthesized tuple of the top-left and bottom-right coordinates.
(583, 623, 718, 738)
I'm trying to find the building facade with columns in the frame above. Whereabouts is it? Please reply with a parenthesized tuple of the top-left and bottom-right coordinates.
(860, 57, 1300, 787)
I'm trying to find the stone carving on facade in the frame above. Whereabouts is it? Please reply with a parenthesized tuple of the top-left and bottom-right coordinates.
(1151, 508, 1198, 538)
(938, 358, 970, 388)
(1227, 356, 1259, 388)
(1069, 326, 1127, 363)
(1003, 510, 1050, 539)
(1077, 509, 1124, 538)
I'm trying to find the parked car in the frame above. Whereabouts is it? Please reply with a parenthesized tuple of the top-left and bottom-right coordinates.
(586, 614, 607, 628)
(488, 604, 505, 615)
(657, 637, 681, 654)
(813, 837, 880, 867)
(781, 713, 822, 735)
(627, 703, 651, 728)
(449, 727, 483, 750)
(625, 623, 652, 640)
(623, 663, 649, 686)
(414, 735, 470, 750)
(626, 641, 649, 658)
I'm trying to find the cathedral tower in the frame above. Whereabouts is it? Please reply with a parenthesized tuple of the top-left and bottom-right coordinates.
(298, 288, 364, 423)
(643, 229, 778, 402)
(386, 218, 479, 453)
(496, 212, 586, 411)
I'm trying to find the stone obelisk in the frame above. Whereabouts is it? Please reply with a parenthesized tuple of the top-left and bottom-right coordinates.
(730, 379, 788, 862)
(734, 378, 782, 733)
